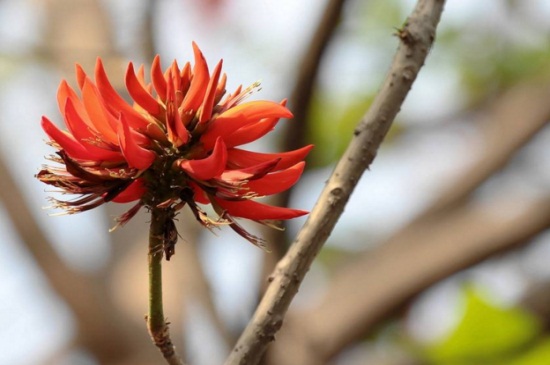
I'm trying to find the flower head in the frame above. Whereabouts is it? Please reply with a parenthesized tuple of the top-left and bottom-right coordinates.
(37, 42, 311, 255)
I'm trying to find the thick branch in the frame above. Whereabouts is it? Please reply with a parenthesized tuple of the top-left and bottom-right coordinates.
(275, 75, 550, 362)
(276, 196, 550, 363)
(224, 1, 446, 364)
(270, 77, 550, 361)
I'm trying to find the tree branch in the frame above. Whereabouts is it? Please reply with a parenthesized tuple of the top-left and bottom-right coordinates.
(272, 195, 550, 364)
(224, 1, 447, 364)
(267, 76, 550, 362)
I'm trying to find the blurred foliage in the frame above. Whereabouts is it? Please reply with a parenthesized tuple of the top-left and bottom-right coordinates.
(308, 91, 372, 167)
(438, 30, 550, 106)
(419, 287, 542, 365)
(504, 338, 550, 365)
(307, 91, 405, 167)
(307, 0, 550, 168)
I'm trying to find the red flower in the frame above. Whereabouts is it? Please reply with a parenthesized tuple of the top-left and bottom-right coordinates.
(37, 42, 312, 251)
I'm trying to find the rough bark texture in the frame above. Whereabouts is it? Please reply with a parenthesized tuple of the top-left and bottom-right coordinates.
(266, 77, 550, 364)
(224, 1, 447, 364)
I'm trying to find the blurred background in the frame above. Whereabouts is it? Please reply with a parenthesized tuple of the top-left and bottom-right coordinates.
(2, 0, 550, 364)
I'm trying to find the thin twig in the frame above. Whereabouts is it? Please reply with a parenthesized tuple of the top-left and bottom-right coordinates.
(147, 209, 185, 365)
(224, 1, 447, 364)
(284, 0, 348, 154)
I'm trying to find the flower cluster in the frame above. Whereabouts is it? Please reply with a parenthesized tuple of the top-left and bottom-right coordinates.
(37, 43, 311, 254)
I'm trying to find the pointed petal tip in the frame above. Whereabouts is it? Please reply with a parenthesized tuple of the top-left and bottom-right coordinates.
(179, 137, 228, 181)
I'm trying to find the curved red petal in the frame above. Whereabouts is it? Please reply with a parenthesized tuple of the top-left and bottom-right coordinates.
(179, 137, 227, 180)
(179, 61, 191, 95)
(245, 162, 305, 196)
(112, 178, 147, 203)
(220, 159, 279, 182)
(82, 79, 119, 144)
(41, 116, 94, 160)
(223, 99, 286, 148)
(95, 58, 155, 133)
(227, 144, 313, 171)
(201, 101, 292, 150)
(189, 181, 209, 204)
(165, 71, 190, 147)
(151, 55, 167, 101)
(64, 99, 123, 161)
(125, 63, 163, 117)
(199, 60, 223, 124)
(182, 42, 210, 112)
(224, 118, 279, 148)
(57, 80, 87, 119)
(63, 98, 94, 140)
(118, 114, 156, 170)
(95, 58, 132, 114)
(59, 82, 95, 136)
(75, 64, 87, 89)
(214, 198, 308, 220)
(214, 73, 227, 105)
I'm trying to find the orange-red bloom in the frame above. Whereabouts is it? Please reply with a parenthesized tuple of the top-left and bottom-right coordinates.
(37, 42, 312, 251)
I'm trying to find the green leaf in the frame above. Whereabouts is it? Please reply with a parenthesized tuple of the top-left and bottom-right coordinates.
(504, 338, 550, 365)
(425, 286, 541, 364)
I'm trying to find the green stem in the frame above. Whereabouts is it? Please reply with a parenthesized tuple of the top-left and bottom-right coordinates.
(147, 208, 184, 365)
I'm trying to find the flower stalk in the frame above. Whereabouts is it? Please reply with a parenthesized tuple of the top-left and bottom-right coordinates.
(147, 208, 183, 365)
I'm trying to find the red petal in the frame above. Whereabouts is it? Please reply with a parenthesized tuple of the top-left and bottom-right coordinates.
(151, 55, 167, 101)
(57, 80, 87, 119)
(165, 71, 190, 147)
(220, 159, 279, 181)
(214, 73, 227, 105)
(57, 81, 96, 137)
(125, 63, 163, 117)
(41, 116, 94, 160)
(75, 64, 87, 89)
(199, 60, 223, 124)
(64, 99, 123, 161)
(224, 117, 279, 148)
(179, 61, 192, 95)
(223, 99, 286, 148)
(63, 98, 94, 140)
(181, 42, 210, 112)
(214, 198, 308, 220)
(227, 145, 313, 171)
(170, 60, 183, 100)
(201, 101, 292, 150)
(118, 114, 156, 170)
(94, 58, 131, 114)
(95, 58, 154, 133)
(179, 137, 227, 180)
(189, 181, 209, 204)
(82, 79, 119, 144)
(112, 178, 147, 203)
(245, 162, 305, 196)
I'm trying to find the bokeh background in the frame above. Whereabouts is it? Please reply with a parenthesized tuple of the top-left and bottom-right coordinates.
(2, 0, 550, 364)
